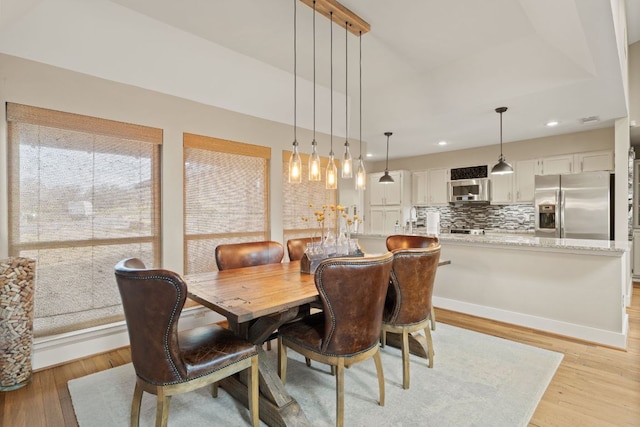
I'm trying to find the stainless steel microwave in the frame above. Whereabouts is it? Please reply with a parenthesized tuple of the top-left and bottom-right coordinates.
(448, 178, 491, 204)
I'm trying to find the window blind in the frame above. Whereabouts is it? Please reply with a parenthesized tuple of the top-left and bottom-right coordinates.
(184, 133, 270, 274)
(6, 103, 162, 336)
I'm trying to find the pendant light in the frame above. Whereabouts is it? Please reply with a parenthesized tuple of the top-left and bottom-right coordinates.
(341, 22, 353, 179)
(288, 0, 302, 183)
(326, 12, 338, 189)
(491, 106, 513, 175)
(355, 31, 366, 190)
(308, 0, 321, 181)
(379, 132, 394, 183)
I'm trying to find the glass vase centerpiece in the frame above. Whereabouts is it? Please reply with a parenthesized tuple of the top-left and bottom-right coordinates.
(301, 204, 363, 274)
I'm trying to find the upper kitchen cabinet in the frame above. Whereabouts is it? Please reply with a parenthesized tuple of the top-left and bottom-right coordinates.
(514, 159, 538, 203)
(491, 173, 514, 204)
(427, 168, 450, 205)
(537, 154, 574, 175)
(368, 170, 409, 206)
(574, 150, 614, 172)
(411, 171, 428, 205)
(411, 168, 449, 206)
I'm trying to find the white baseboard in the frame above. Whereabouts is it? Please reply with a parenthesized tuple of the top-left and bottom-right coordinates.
(32, 307, 224, 371)
(433, 296, 629, 350)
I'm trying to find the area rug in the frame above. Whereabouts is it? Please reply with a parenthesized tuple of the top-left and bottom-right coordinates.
(68, 323, 563, 426)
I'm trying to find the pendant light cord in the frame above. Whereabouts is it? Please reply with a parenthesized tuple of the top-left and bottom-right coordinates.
(312, 0, 316, 142)
(359, 31, 362, 159)
(500, 110, 503, 157)
(293, 0, 297, 144)
(330, 11, 333, 154)
(345, 22, 348, 144)
(386, 135, 390, 171)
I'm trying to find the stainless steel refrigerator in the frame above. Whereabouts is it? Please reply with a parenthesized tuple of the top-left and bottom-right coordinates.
(534, 171, 614, 240)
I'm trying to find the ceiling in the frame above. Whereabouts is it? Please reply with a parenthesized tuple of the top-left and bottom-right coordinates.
(1, 0, 639, 160)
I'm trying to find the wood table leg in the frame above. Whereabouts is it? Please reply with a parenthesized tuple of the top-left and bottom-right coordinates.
(221, 347, 310, 427)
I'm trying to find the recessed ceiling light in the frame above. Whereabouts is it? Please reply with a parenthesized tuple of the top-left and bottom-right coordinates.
(438, 140, 447, 146)
(366, 153, 373, 158)
(546, 120, 559, 127)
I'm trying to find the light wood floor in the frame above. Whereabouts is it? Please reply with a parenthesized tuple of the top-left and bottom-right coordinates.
(2, 285, 639, 427)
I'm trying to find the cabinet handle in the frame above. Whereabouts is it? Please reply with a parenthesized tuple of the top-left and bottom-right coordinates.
(517, 191, 520, 200)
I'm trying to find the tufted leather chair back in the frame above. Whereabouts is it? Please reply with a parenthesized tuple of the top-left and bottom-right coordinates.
(384, 247, 441, 325)
(286, 237, 315, 261)
(114, 258, 188, 384)
(215, 241, 284, 271)
(314, 253, 393, 355)
(386, 234, 439, 251)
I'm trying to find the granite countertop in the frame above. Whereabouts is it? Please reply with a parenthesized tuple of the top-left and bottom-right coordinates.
(359, 231, 630, 255)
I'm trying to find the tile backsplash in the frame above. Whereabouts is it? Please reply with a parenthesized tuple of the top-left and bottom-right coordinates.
(415, 204, 535, 232)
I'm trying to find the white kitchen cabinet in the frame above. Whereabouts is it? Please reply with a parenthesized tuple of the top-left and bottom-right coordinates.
(538, 155, 574, 175)
(368, 206, 404, 235)
(514, 159, 537, 203)
(490, 173, 514, 204)
(411, 171, 428, 205)
(369, 171, 404, 205)
(574, 150, 614, 172)
(427, 168, 449, 205)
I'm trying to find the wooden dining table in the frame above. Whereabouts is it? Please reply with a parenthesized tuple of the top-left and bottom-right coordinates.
(186, 260, 316, 427)
(186, 257, 450, 427)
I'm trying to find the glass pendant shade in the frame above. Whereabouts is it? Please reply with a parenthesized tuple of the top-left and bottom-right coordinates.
(326, 154, 338, 189)
(342, 142, 353, 178)
(355, 156, 366, 190)
(288, 142, 302, 183)
(309, 142, 321, 181)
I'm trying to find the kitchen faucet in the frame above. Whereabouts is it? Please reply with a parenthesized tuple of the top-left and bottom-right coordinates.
(408, 206, 417, 234)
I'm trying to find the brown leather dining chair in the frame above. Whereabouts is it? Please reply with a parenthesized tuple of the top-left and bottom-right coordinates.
(277, 253, 394, 427)
(380, 246, 441, 389)
(385, 234, 439, 330)
(215, 240, 285, 350)
(286, 237, 315, 261)
(114, 258, 260, 427)
(215, 240, 284, 270)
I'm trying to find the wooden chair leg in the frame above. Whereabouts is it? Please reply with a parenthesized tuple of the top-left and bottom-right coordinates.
(131, 382, 143, 427)
(380, 329, 387, 347)
(401, 330, 410, 390)
(430, 307, 436, 330)
(305, 357, 311, 367)
(248, 356, 259, 427)
(277, 337, 287, 383)
(211, 382, 219, 398)
(424, 326, 434, 368)
(155, 391, 170, 427)
(266, 340, 272, 351)
(373, 349, 385, 406)
(335, 359, 345, 427)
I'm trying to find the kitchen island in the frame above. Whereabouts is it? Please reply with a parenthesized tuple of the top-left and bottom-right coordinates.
(357, 232, 631, 349)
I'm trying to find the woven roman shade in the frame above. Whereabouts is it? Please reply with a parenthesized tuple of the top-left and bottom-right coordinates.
(183, 133, 270, 274)
(6, 103, 162, 336)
